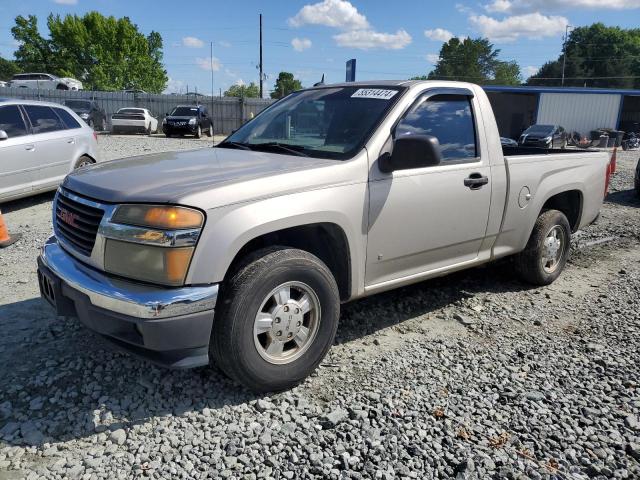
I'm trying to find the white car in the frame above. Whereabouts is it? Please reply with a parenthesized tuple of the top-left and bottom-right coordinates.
(0, 99, 100, 202)
(110, 108, 158, 135)
(9, 73, 83, 91)
(0, 81, 7, 88)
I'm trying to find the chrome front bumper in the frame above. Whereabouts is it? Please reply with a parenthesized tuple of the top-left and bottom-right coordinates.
(39, 236, 218, 319)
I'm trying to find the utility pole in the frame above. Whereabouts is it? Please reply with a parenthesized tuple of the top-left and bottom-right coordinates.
(259, 13, 263, 99)
(561, 25, 573, 87)
(211, 41, 215, 143)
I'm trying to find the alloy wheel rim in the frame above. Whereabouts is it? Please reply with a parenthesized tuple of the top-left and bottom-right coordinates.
(253, 281, 321, 365)
(541, 225, 564, 273)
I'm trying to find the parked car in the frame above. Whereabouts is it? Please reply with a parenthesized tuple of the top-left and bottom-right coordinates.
(0, 99, 100, 202)
(37, 80, 609, 392)
(63, 100, 107, 131)
(110, 108, 158, 135)
(519, 124, 568, 149)
(162, 104, 213, 138)
(500, 136, 518, 147)
(9, 73, 83, 91)
(123, 89, 147, 94)
(0, 81, 7, 88)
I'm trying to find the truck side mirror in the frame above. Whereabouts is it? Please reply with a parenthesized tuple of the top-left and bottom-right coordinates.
(379, 134, 441, 173)
(0, 130, 8, 141)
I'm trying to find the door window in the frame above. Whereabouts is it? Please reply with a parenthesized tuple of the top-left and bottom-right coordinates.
(54, 108, 82, 129)
(23, 105, 66, 134)
(0, 105, 28, 138)
(396, 94, 477, 163)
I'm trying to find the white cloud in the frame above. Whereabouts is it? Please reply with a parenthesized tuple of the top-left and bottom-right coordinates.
(469, 13, 568, 41)
(196, 57, 221, 71)
(425, 53, 440, 64)
(164, 78, 185, 94)
(484, 0, 640, 13)
(333, 29, 412, 50)
(182, 36, 204, 48)
(53, 0, 78, 4)
(424, 28, 454, 42)
(288, 0, 369, 30)
(523, 65, 539, 77)
(291, 37, 312, 52)
(219, 40, 232, 48)
(290, 0, 411, 50)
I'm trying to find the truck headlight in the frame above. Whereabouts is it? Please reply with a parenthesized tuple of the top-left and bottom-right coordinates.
(103, 205, 204, 286)
(544, 136, 552, 143)
(188, 118, 197, 125)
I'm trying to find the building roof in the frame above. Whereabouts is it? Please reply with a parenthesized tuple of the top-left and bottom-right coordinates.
(483, 85, 640, 96)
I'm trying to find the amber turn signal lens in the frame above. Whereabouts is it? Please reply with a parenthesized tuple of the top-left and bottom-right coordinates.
(165, 248, 193, 283)
(113, 205, 204, 230)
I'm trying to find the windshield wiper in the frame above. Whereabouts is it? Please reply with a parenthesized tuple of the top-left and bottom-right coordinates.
(250, 142, 309, 157)
(217, 141, 253, 150)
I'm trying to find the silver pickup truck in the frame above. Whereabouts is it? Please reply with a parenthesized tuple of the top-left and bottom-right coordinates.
(37, 80, 610, 391)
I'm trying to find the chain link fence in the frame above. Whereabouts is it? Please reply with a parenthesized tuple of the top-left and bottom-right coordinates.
(0, 87, 274, 135)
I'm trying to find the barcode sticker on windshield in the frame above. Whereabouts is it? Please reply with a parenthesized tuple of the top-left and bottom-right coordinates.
(351, 89, 398, 100)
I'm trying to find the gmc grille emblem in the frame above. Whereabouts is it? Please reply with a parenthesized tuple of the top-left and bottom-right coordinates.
(59, 208, 79, 228)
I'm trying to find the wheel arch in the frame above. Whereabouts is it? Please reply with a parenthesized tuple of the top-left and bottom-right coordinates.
(539, 188, 583, 232)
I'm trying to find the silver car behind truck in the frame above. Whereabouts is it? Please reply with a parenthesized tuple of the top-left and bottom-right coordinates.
(37, 81, 610, 391)
(0, 99, 100, 202)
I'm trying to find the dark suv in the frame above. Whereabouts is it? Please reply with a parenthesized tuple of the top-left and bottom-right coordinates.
(63, 100, 107, 131)
(162, 105, 213, 138)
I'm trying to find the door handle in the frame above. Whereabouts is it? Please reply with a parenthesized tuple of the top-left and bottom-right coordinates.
(25, 144, 35, 151)
(67, 138, 75, 144)
(464, 173, 489, 189)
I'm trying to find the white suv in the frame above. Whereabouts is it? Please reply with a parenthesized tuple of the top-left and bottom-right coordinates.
(9, 73, 83, 91)
(0, 99, 100, 202)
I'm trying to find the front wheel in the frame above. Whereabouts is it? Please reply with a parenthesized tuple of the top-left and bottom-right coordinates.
(514, 209, 571, 286)
(206, 124, 213, 137)
(74, 155, 94, 169)
(195, 125, 202, 139)
(211, 247, 340, 392)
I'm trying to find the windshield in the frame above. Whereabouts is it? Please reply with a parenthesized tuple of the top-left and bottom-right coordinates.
(65, 101, 91, 110)
(524, 125, 554, 135)
(170, 106, 199, 116)
(222, 86, 404, 159)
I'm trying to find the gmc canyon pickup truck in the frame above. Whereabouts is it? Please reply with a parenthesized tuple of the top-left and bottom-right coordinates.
(37, 81, 610, 392)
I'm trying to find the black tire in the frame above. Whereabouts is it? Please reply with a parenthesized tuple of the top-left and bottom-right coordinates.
(211, 247, 340, 392)
(146, 124, 152, 136)
(111, 127, 118, 135)
(195, 125, 202, 139)
(206, 124, 213, 137)
(514, 209, 571, 286)
(74, 155, 94, 169)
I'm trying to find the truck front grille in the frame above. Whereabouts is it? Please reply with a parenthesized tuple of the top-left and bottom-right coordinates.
(55, 190, 104, 257)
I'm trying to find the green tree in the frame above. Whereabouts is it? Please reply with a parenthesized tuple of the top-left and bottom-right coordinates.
(425, 37, 521, 85)
(0, 56, 19, 81)
(224, 82, 260, 98)
(527, 23, 640, 88)
(270, 72, 303, 99)
(11, 13, 168, 92)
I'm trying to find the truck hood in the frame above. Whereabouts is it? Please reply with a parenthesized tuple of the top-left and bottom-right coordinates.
(62, 147, 354, 209)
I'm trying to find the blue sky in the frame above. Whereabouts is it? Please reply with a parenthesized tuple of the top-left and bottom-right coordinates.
(1, 0, 639, 95)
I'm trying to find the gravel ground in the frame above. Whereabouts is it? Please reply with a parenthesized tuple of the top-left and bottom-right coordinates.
(0, 142, 639, 480)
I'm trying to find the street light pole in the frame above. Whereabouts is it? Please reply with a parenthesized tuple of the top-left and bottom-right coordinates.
(561, 24, 574, 87)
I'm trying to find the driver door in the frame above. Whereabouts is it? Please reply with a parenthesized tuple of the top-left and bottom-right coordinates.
(365, 89, 492, 287)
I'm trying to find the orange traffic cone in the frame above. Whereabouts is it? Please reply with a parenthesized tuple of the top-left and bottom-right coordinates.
(0, 208, 21, 248)
(610, 146, 617, 174)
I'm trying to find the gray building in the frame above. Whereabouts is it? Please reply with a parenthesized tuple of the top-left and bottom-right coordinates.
(483, 85, 640, 140)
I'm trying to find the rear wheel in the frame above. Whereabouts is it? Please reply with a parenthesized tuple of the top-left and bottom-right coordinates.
(74, 155, 94, 169)
(211, 247, 340, 392)
(195, 125, 202, 139)
(146, 124, 152, 136)
(514, 209, 571, 286)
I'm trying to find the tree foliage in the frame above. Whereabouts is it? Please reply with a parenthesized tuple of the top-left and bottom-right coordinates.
(224, 82, 260, 98)
(270, 72, 303, 99)
(425, 38, 521, 85)
(527, 23, 640, 88)
(11, 13, 168, 92)
(0, 56, 19, 81)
